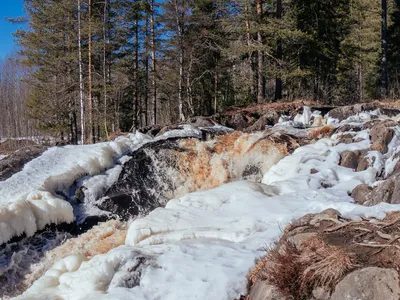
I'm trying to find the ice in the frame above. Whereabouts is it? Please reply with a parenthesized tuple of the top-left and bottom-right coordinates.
(0, 135, 138, 245)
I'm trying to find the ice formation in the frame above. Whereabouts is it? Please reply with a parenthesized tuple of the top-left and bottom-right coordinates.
(12, 108, 400, 300)
(0, 134, 151, 245)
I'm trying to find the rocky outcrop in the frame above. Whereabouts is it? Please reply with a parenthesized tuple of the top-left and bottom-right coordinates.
(0, 145, 47, 181)
(246, 210, 400, 300)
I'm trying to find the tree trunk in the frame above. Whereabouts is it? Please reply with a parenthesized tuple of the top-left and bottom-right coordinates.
(88, 0, 94, 143)
(257, 0, 264, 103)
(381, 0, 388, 98)
(150, 0, 157, 125)
(244, 0, 256, 101)
(174, 0, 185, 121)
(133, 0, 140, 130)
(103, 0, 109, 138)
(144, 11, 149, 126)
(275, 0, 283, 101)
(78, 0, 85, 144)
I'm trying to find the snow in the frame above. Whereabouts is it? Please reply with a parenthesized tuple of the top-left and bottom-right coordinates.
(15, 108, 400, 300)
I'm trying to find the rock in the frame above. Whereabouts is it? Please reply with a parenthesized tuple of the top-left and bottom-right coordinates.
(328, 103, 400, 122)
(287, 232, 317, 250)
(311, 287, 330, 300)
(339, 150, 360, 170)
(351, 184, 373, 205)
(319, 208, 341, 218)
(290, 213, 314, 228)
(97, 132, 301, 220)
(245, 112, 279, 132)
(231, 113, 249, 131)
(357, 156, 371, 172)
(330, 267, 400, 300)
(371, 128, 394, 153)
(391, 175, 400, 204)
(370, 120, 397, 143)
(328, 103, 373, 121)
(248, 281, 286, 300)
(364, 179, 395, 206)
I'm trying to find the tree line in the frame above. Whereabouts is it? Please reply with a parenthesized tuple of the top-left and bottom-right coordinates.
(1, 0, 400, 142)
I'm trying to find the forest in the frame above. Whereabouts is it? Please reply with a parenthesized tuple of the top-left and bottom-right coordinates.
(0, 0, 399, 143)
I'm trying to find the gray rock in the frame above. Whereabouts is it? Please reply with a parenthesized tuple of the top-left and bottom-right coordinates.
(364, 179, 395, 206)
(351, 184, 373, 205)
(249, 281, 286, 300)
(330, 267, 400, 300)
(311, 286, 330, 300)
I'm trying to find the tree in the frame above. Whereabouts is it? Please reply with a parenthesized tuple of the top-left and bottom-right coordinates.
(381, 0, 389, 98)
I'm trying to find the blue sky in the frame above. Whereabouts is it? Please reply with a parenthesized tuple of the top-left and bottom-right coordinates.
(0, 1, 25, 59)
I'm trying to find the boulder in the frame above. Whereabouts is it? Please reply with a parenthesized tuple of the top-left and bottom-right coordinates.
(231, 113, 249, 131)
(364, 179, 395, 206)
(245, 112, 279, 132)
(351, 184, 372, 205)
(330, 267, 400, 300)
(248, 281, 286, 300)
(371, 129, 394, 153)
(339, 150, 360, 170)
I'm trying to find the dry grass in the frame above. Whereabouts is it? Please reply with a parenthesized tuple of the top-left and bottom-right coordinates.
(251, 237, 358, 299)
(299, 238, 358, 294)
(253, 240, 303, 299)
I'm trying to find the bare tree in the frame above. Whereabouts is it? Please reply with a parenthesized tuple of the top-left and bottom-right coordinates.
(257, 0, 265, 103)
(78, 0, 85, 144)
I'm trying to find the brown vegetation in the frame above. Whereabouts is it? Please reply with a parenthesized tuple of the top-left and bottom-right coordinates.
(247, 211, 400, 299)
